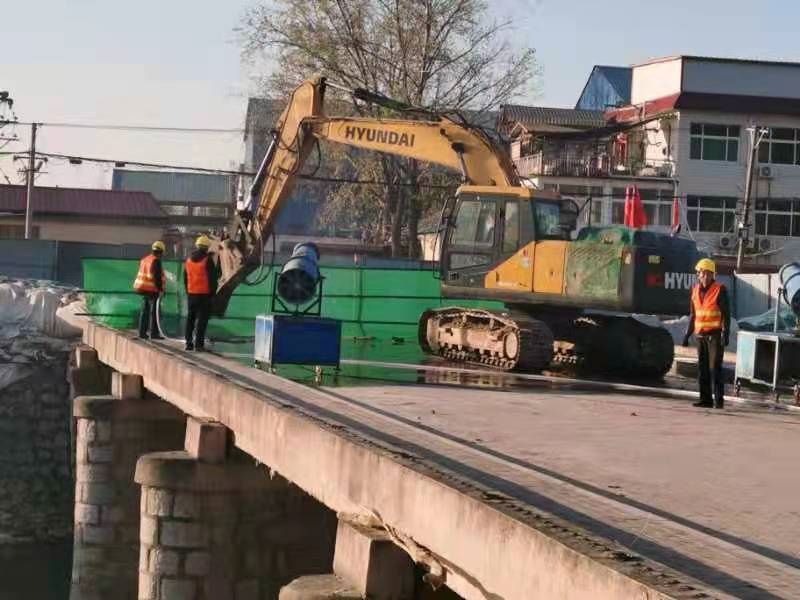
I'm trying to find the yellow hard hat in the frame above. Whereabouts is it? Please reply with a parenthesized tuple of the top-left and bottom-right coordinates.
(695, 258, 716, 273)
(151, 241, 166, 253)
(195, 235, 211, 249)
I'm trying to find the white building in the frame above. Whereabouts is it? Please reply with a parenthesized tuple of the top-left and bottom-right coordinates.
(506, 55, 800, 269)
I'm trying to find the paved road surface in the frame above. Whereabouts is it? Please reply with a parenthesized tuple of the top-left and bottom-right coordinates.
(327, 382, 800, 599)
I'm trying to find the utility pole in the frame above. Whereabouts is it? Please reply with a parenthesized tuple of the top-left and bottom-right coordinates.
(736, 127, 767, 272)
(24, 122, 37, 240)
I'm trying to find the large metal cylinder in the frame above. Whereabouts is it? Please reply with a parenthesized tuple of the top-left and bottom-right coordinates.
(277, 242, 321, 304)
(779, 262, 800, 318)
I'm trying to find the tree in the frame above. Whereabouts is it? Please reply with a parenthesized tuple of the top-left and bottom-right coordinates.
(238, 0, 537, 257)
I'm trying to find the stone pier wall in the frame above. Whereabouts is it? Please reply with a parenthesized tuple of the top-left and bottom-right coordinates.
(0, 356, 74, 542)
(70, 391, 186, 600)
(136, 449, 337, 600)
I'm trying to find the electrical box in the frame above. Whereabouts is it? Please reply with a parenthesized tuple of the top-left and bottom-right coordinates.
(254, 314, 341, 368)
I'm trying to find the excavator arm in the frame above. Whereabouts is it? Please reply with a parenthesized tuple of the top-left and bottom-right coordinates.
(211, 76, 519, 315)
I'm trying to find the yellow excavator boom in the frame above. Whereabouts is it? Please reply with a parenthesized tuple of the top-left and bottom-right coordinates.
(212, 76, 519, 314)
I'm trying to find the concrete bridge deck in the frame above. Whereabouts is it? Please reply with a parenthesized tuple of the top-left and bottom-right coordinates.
(83, 323, 800, 599)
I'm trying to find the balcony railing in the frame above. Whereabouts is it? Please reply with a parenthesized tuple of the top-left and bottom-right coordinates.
(514, 153, 674, 179)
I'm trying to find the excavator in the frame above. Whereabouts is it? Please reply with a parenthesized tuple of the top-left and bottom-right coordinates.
(211, 77, 701, 377)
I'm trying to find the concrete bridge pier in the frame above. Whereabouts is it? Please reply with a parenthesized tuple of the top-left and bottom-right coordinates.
(135, 417, 337, 600)
(68, 346, 112, 399)
(70, 371, 186, 600)
(280, 518, 415, 600)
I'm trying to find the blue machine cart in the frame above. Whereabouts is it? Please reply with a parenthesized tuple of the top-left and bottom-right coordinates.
(254, 314, 341, 369)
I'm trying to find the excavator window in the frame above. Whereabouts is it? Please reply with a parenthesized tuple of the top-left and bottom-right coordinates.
(502, 200, 520, 253)
(451, 197, 497, 247)
(534, 201, 567, 240)
(447, 196, 499, 271)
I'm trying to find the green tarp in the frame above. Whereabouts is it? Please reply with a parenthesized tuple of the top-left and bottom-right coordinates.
(82, 258, 503, 343)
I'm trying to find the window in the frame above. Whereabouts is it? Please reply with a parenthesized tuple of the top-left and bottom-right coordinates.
(755, 198, 800, 237)
(686, 196, 738, 233)
(554, 184, 603, 227)
(590, 199, 603, 225)
(193, 205, 229, 218)
(451, 199, 481, 245)
(161, 204, 189, 216)
(450, 196, 497, 250)
(758, 128, 800, 165)
(610, 187, 675, 228)
(475, 202, 496, 245)
(558, 184, 587, 196)
(534, 202, 563, 239)
(502, 200, 519, 253)
(690, 123, 740, 162)
(449, 196, 496, 269)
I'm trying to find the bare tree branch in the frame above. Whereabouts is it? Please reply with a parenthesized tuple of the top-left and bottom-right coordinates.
(237, 0, 538, 256)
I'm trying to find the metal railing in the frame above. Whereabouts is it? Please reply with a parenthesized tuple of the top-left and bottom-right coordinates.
(514, 153, 674, 179)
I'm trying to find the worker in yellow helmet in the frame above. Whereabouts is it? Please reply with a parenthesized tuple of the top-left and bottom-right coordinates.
(133, 241, 167, 340)
(682, 258, 730, 409)
(182, 234, 219, 351)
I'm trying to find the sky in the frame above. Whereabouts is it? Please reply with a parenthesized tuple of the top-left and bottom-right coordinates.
(0, 0, 798, 188)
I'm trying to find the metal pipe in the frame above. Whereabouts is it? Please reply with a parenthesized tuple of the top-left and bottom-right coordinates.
(774, 288, 783, 334)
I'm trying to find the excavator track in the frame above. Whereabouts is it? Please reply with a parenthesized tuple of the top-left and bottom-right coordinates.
(420, 308, 674, 378)
(547, 315, 675, 378)
(418, 307, 554, 372)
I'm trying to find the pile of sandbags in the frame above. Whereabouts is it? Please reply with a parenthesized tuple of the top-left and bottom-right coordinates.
(0, 278, 87, 390)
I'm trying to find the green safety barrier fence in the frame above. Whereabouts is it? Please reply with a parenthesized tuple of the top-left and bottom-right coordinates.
(82, 258, 503, 343)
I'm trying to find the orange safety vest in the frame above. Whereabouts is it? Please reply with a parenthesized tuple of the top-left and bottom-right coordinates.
(691, 281, 723, 334)
(185, 256, 211, 295)
(133, 255, 165, 293)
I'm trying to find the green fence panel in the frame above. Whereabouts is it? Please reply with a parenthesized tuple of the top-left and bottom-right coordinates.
(82, 258, 504, 342)
(82, 258, 184, 329)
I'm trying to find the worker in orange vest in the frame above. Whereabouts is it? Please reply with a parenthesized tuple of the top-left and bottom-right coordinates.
(183, 235, 219, 351)
(133, 241, 166, 340)
(682, 258, 730, 409)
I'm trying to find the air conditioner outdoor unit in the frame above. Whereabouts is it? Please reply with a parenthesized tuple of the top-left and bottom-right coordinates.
(758, 237, 772, 252)
(719, 235, 733, 249)
(759, 166, 773, 178)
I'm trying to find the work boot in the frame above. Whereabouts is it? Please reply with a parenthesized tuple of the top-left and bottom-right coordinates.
(137, 333, 149, 340)
(713, 401, 724, 409)
(150, 334, 165, 341)
(692, 400, 713, 408)
(184, 342, 194, 351)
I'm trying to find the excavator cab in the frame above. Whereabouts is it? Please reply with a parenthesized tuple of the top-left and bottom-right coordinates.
(440, 186, 574, 293)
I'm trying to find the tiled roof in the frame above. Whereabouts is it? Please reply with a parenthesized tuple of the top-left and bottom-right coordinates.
(500, 105, 606, 131)
(0, 184, 167, 219)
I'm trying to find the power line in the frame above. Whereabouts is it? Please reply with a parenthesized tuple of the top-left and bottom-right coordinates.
(0, 149, 458, 188)
(0, 119, 244, 134)
(27, 151, 253, 176)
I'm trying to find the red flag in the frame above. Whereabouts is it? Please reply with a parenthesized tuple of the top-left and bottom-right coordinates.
(624, 186, 633, 226)
(671, 197, 682, 235)
(633, 186, 647, 228)
(624, 185, 647, 229)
